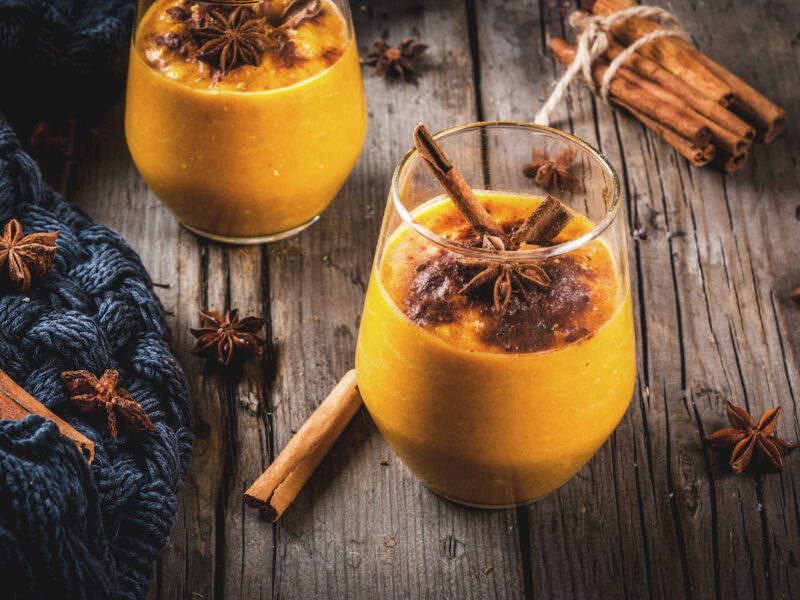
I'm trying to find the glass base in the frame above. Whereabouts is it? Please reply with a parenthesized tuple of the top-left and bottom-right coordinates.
(182, 215, 319, 245)
(428, 486, 551, 510)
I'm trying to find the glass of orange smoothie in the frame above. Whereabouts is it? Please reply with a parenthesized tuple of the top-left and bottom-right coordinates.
(355, 122, 635, 508)
(125, 0, 367, 243)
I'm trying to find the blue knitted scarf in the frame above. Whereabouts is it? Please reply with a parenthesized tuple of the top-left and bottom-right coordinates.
(0, 1, 193, 598)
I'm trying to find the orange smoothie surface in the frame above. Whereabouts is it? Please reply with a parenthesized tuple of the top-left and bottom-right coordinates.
(381, 193, 621, 353)
(136, 0, 349, 91)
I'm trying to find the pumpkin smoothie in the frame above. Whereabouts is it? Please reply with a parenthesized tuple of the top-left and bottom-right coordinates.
(356, 192, 636, 507)
(125, 0, 367, 241)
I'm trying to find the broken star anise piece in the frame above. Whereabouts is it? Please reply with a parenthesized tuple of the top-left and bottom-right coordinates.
(61, 369, 156, 440)
(703, 401, 798, 474)
(0, 219, 59, 292)
(190, 309, 266, 366)
(191, 6, 268, 74)
(523, 147, 579, 191)
(365, 38, 428, 81)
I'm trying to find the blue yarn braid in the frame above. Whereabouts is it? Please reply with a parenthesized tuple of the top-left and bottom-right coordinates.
(0, 50, 193, 600)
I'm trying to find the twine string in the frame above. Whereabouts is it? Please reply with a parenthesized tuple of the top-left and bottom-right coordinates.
(534, 5, 691, 126)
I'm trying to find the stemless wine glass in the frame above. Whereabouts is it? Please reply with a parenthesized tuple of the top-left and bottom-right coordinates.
(355, 122, 636, 508)
(125, 0, 367, 243)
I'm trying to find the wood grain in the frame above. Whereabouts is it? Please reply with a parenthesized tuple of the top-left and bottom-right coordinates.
(475, 0, 800, 598)
(64, 0, 800, 598)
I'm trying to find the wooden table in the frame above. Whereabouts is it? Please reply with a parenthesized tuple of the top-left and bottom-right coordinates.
(68, 1, 800, 597)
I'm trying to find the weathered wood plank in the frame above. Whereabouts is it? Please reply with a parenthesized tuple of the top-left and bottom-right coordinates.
(475, 0, 800, 598)
(265, 2, 526, 598)
(64, 0, 800, 598)
(68, 102, 276, 598)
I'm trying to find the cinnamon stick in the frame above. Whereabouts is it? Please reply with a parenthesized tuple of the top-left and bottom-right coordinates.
(510, 195, 572, 246)
(607, 58, 749, 155)
(602, 38, 755, 150)
(0, 369, 94, 462)
(617, 98, 715, 166)
(713, 149, 748, 174)
(590, 0, 734, 106)
(550, 39, 711, 146)
(688, 49, 785, 142)
(413, 123, 510, 247)
(244, 370, 362, 521)
(592, 0, 784, 141)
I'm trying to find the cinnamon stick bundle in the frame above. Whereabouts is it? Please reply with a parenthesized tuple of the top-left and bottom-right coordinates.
(589, 0, 785, 143)
(606, 54, 749, 156)
(244, 370, 362, 521)
(603, 39, 755, 145)
(550, 39, 714, 166)
(0, 369, 94, 462)
(590, 0, 733, 106)
(617, 98, 715, 166)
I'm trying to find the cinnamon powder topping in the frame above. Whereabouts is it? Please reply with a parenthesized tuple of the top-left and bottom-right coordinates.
(397, 210, 608, 353)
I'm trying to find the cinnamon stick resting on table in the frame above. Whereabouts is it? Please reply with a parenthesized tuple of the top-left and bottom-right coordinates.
(549, 39, 715, 166)
(0, 369, 95, 462)
(602, 39, 755, 147)
(588, 0, 785, 142)
(244, 370, 362, 521)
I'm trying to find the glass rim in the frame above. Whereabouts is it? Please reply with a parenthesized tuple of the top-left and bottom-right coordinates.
(389, 121, 621, 261)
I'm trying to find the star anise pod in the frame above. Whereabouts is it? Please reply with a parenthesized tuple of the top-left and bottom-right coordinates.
(457, 196, 571, 313)
(703, 402, 798, 474)
(459, 240, 552, 313)
(191, 6, 267, 74)
(523, 147, 579, 191)
(61, 369, 156, 439)
(190, 309, 266, 366)
(365, 38, 428, 81)
(0, 219, 59, 292)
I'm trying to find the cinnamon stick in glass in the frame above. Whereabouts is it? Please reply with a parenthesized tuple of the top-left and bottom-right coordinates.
(413, 123, 511, 248)
(244, 370, 362, 521)
(0, 369, 95, 462)
(550, 39, 711, 147)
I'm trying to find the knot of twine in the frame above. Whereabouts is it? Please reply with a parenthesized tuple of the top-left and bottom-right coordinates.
(534, 5, 691, 126)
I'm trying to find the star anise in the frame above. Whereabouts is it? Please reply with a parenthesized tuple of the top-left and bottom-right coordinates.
(61, 369, 156, 439)
(457, 196, 572, 313)
(191, 6, 267, 74)
(0, 219, 59, 292)
(457, 237, 550, 313)
(703, 402, 798, 474)
(365, 38, 428, 81)
(791, 287, 800, 304)
(523, 147, 579, 191)
(190, 309, 266, 366)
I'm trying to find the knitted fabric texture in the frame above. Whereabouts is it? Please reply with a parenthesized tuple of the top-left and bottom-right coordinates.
(0, 0, 135, 117)
(0, 113, 193, 599)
